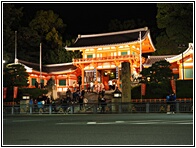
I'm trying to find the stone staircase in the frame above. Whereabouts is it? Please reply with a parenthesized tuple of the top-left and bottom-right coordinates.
(84, 91, 113, 103)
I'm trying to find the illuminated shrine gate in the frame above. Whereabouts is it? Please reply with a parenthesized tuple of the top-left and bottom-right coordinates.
(66, 27, 156, 90)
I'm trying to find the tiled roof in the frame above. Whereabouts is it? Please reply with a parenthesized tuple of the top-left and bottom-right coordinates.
(18, 59, 77, 74)
(68, 27, 149, 48)
(143, 55, 176, 67)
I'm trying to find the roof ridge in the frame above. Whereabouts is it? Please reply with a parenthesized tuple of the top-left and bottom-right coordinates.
(79, 27, 148, 38)
(148, 55, 176, 58)
(18, 59, 74, 67)
(44, 62, 73, 67)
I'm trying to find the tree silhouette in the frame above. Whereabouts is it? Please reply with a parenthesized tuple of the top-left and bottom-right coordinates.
(155, 3, 193, 55)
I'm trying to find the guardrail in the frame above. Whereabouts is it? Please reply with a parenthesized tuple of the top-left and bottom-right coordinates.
(3, 101, 193, 115)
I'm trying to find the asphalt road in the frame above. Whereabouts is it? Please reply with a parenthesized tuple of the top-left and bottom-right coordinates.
(3, 113, 193, 146)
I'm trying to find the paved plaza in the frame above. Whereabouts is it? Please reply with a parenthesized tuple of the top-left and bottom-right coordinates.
(3, 113, 193, 146)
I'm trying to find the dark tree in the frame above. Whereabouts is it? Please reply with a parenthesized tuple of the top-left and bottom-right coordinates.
(141, 60, 173, 83)
(155, 3, 193, 55)
(3, 4, 23, 63)
(3, 63, 29, 88)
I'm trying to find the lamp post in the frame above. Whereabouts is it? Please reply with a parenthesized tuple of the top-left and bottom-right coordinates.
(113, 88, 122, 113)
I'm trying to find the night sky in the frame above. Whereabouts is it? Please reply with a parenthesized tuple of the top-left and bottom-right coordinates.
(14, 2, 157, 36)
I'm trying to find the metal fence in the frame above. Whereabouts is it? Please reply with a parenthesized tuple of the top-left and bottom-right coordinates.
(3, 101, 193, 115)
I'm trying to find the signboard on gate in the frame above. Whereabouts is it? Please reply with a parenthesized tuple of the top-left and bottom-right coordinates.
(93, 68, 96, 81)
(116, 67, 119, 79)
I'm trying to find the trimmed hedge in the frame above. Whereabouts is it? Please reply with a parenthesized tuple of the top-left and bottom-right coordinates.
(3, 87, 48, 103)
(176, 80, 193, 98)
(131, 80, 193, 99)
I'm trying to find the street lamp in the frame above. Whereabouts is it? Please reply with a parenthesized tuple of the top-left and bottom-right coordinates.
(113, 87, 122, 113)
(113, 87, 122, 98)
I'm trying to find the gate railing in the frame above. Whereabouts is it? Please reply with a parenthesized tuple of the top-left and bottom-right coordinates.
(3, 101, 193, 115)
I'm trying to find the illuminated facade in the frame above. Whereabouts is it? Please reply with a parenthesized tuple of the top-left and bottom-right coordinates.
(143, 43, 193, 80)
(17, 59, 81, 93)
(16, 28, 193, 98)
(66, 27, 156, 89)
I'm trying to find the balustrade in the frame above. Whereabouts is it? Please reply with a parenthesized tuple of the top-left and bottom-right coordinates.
(73, 55, 137, 63)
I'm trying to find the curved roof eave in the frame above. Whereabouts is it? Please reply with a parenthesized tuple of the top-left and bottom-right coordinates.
(31, 69, 76, 75)
(65, 37, 149, 51)
(80, 27, 148, 38)
(147, 30, 156, 52)
(166, 43, 193, 62)
(65, 27, 150, 51)
(65, 29, 156, 53)
(44, 62, 73, 67)
(65, 41, 139, 50)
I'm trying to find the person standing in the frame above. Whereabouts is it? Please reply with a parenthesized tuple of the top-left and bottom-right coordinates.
(97, 94, 102, 109)
(29, 98, 34, 113)
(108, 80, 112, 90)
(79, 96, 84, 110)
(86, 83, 90, 93)
(73, 81, 77, 91)
(170, 93, 176, 114)
(100, 82, 104, 92)
(166, 93, 171, 114)
(100, 97, 107, 113)
(101, 88, 105, 98)
(90, 81, 94, 92)
(66, 88, 72, 98)
(81, 88, 85, 97)
(72, 90, 79, 103)
(83, 97, 88, 111)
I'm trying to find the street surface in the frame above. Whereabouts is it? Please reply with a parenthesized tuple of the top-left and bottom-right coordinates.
(3, 113, 193, 146)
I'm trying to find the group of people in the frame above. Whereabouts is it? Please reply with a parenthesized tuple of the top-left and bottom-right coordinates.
(108, 80, 116, 90)
(63, 87, 108, 113)
(62, 88, 88, 111)
(94, 82, 105, 94)
(29, 80, 110, 113)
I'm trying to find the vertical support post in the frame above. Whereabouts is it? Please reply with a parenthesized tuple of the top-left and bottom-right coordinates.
(139, 31, 142, 72)
(81, 66, 84, 89)
(30, 106, 32, 114)
(146, 102, 149, 113)
(70, 105, 74, 114)
(49, 105, 52, 114)
(11, 106, 14, 115)
(93, 104, 97, 114)
(40, 43, 42, 84)
(139, 31, 143, 101)
(119, 101, 122, 113)
(182, 52, 184, 80)
(176, 102, 179, 113)
(14, 31, 17, 63)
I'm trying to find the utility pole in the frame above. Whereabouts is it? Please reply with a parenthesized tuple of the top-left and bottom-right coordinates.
(40, 43, 42, 87)
(14, 31, 17, 63)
